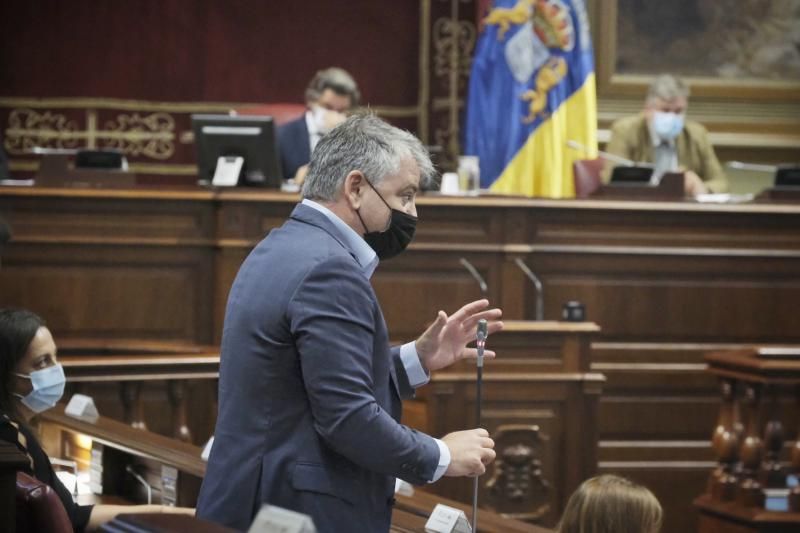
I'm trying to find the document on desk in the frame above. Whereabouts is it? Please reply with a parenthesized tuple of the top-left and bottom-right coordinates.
(0, 178, 34, 186)
(694, 193, 755, 204)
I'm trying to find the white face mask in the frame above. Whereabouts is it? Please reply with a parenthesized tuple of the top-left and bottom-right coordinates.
(312, 105, 333, 135)
(14, 363, 66, 413)
(652, 111, 685, 141)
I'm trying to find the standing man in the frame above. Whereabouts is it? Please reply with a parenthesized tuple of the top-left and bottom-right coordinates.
(197, 114, 500, 532)
(278, 67, 360, 184)
(604, 74, 728, 195)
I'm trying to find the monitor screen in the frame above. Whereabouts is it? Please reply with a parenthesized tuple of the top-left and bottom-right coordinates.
(191, 114, 282, 187)
(775, 166, 800, 188)
(610, 165, 653, 183)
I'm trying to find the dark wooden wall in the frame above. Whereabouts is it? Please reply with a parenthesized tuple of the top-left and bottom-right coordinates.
(0, 0, 421, 104)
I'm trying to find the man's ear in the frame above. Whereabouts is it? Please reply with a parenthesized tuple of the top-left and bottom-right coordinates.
(344, 171, 366, 210)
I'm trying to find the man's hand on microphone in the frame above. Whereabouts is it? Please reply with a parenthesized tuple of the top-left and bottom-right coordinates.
(415, 299, 503, 373)
(442, 429, 496, 477)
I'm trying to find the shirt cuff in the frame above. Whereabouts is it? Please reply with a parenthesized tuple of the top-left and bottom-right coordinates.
(400, 342, 430, 388)
(430, 438, 451, 483)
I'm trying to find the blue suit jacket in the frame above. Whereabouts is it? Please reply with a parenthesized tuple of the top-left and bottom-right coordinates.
(196, 204, 440, 532)
(277, 116, 311, 180)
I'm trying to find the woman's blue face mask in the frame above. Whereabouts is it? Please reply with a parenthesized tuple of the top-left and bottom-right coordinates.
(14, 363, 66, 413)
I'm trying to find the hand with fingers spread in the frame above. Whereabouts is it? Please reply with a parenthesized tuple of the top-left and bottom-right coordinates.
(415, 299, 503, 373)
(442, 428, 496, 477)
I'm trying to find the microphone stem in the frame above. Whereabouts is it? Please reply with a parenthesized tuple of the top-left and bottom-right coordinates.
(473, 339, 485, 531)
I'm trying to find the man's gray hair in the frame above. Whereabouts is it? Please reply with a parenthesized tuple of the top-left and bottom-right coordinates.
(646, 74, 690, 104)
(302, 113, 437, 201)
(305, 67, 360, 107)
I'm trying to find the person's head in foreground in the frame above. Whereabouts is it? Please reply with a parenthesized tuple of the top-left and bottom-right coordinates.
(0, 308, 62, 422)
(302, 112, 436, 260)
(557, 474, 663, 533)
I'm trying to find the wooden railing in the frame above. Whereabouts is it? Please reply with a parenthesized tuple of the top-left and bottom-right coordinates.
(695, 347, 800, 533)
(58, 340, 219, 444)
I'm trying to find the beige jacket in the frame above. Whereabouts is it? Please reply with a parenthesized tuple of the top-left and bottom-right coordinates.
(603, 114, 728, 193)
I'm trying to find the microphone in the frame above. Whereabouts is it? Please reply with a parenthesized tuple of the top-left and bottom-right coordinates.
(476, 319, 488, 344)
(126, 464, 153, 504)
(567, 139, 654, 168)
(473, 318, 489, 531)
(514, 258, 544, 321)
(460, 258, 488, 294)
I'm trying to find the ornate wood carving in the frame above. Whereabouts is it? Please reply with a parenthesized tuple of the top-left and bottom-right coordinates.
(485, 424, 550, 521)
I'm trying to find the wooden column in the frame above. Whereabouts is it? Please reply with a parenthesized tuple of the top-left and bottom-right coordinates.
(120, 381, 147, 431)
(737, 384, 765, 508)
(167, 380, 192, 443)
(709, 378, 740, 501)
(760, 383, 786, 489)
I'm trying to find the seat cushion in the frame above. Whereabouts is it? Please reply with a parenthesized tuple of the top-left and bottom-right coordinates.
(16, 472, 73, 533)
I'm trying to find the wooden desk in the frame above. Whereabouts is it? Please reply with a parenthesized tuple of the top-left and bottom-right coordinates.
(695, 494, 800, 533)
(36, 406, 548, 532)
(395, 490, 551, 533)
(53, 322, 594, 528)
(103, 513, 235, 532)
(4, 186, 800, 532)
(104, 507, 549, 533)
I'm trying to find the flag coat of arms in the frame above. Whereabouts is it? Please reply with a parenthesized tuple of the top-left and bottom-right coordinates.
(464, 0, 597, 198)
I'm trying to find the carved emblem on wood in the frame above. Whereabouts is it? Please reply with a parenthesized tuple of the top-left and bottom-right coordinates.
(485, 423, 550, 521)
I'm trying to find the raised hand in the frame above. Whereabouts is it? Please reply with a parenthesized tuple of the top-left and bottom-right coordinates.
(415, 299, 503, 373)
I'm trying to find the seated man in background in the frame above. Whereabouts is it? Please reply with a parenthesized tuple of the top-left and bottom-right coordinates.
(277, 67, 360, 184)
(604, 74, 728, 195)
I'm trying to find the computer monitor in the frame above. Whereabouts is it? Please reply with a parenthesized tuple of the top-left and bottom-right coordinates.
(610, 165, 653, 183)
(775, 166, 800, 188)
(191, 114, 282, 187)
(75, 149, 127, 170)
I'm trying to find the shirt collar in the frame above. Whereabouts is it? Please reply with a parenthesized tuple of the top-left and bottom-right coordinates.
(301, 198, 378, 278)
(305, 111, 323, 151)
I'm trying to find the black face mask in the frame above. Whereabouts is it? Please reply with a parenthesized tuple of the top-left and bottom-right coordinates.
(356, 179, 417, 260)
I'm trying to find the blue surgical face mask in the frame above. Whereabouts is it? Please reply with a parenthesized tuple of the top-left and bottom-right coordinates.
(652, 111, 685, 141)
(14, 363, 66, 414)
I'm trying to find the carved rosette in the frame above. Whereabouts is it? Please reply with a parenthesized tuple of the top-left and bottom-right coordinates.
(102, 112, 176, 159)
(5, 108, 81, 154)
(3, 108, 176, 159)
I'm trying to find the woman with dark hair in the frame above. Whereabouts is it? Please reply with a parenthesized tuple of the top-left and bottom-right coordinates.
(0, 308, 193, 532)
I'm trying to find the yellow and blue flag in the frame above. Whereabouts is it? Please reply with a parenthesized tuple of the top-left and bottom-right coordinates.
(465, 0, 597, 198)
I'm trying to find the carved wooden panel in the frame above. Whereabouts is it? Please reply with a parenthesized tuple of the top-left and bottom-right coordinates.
(527, 252, 800, 342)
(372, 249, 502, 341)
(415, 203, 508, 244)
(1, 243, 214, 343)
(426, 377, 597, 528)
